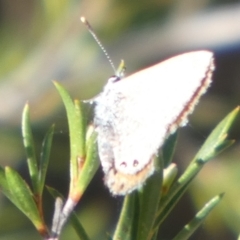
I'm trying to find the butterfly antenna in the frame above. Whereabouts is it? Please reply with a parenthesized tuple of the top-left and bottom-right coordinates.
(80, 16, 116, 73)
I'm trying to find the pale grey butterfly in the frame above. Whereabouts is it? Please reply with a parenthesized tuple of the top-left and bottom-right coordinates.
(81, 17, 214, 195)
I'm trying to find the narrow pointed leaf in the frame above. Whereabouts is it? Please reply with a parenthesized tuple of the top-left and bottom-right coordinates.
(137, 156, 163, 240)
(22, 104, 38, 194)
(173, 194, 224, 240)
(39, 124, 55, 195)
(5, 167, 42, 228)
(46, 185, 64, 199)
(162, 131, 178, 167)
(70, 211, 90, 240)
(153, 107, 239, 231)
(74, 99, 87, 158)
(75, 126, 99, 198)
(194, 106, 239, 162)
(0, 166, 14, 201)
(113, 193, 138, 240)
(54, 81, 78, 180)
(154, 177, 195, 229)
(181, 107, 239, 186)
(54, 82, 86, 190)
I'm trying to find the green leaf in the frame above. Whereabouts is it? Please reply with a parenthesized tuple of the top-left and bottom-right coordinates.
(137, 155, 163, 240)
(5, 167, 42, 229)
(22, 104, 38, 194)
(161, 163, 178, 196)
(194, 106, 239, 162)
(172, 193, 224, 240)
(153, 107, 239, 232)
(70, 211, 90, 240)
(38, 124, 55, 195)
(0, 166, 14, 202)
(54, 81, 78, 179)
(74, 99, 87, 156)
(162, 131, 178, 167)
(76, 125, 99, 196)
(46, 185, 64, 199)
(54, 82, 86, 190)
(113, 193, 138, 240)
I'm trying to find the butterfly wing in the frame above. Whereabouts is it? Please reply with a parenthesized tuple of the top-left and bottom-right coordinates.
(94, 50, 214, 195)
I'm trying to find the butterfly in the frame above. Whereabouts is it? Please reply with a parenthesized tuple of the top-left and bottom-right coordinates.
(94, 50, 214, 195)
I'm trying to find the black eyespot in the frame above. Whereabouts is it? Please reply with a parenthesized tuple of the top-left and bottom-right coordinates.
(120, 162, 127, 167)
(133, 160, 139, 167)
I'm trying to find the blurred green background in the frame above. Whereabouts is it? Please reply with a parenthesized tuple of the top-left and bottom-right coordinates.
(1, 0, 240, 239)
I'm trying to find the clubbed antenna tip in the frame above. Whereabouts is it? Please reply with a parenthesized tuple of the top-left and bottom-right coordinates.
(80, 16, 116, 73)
